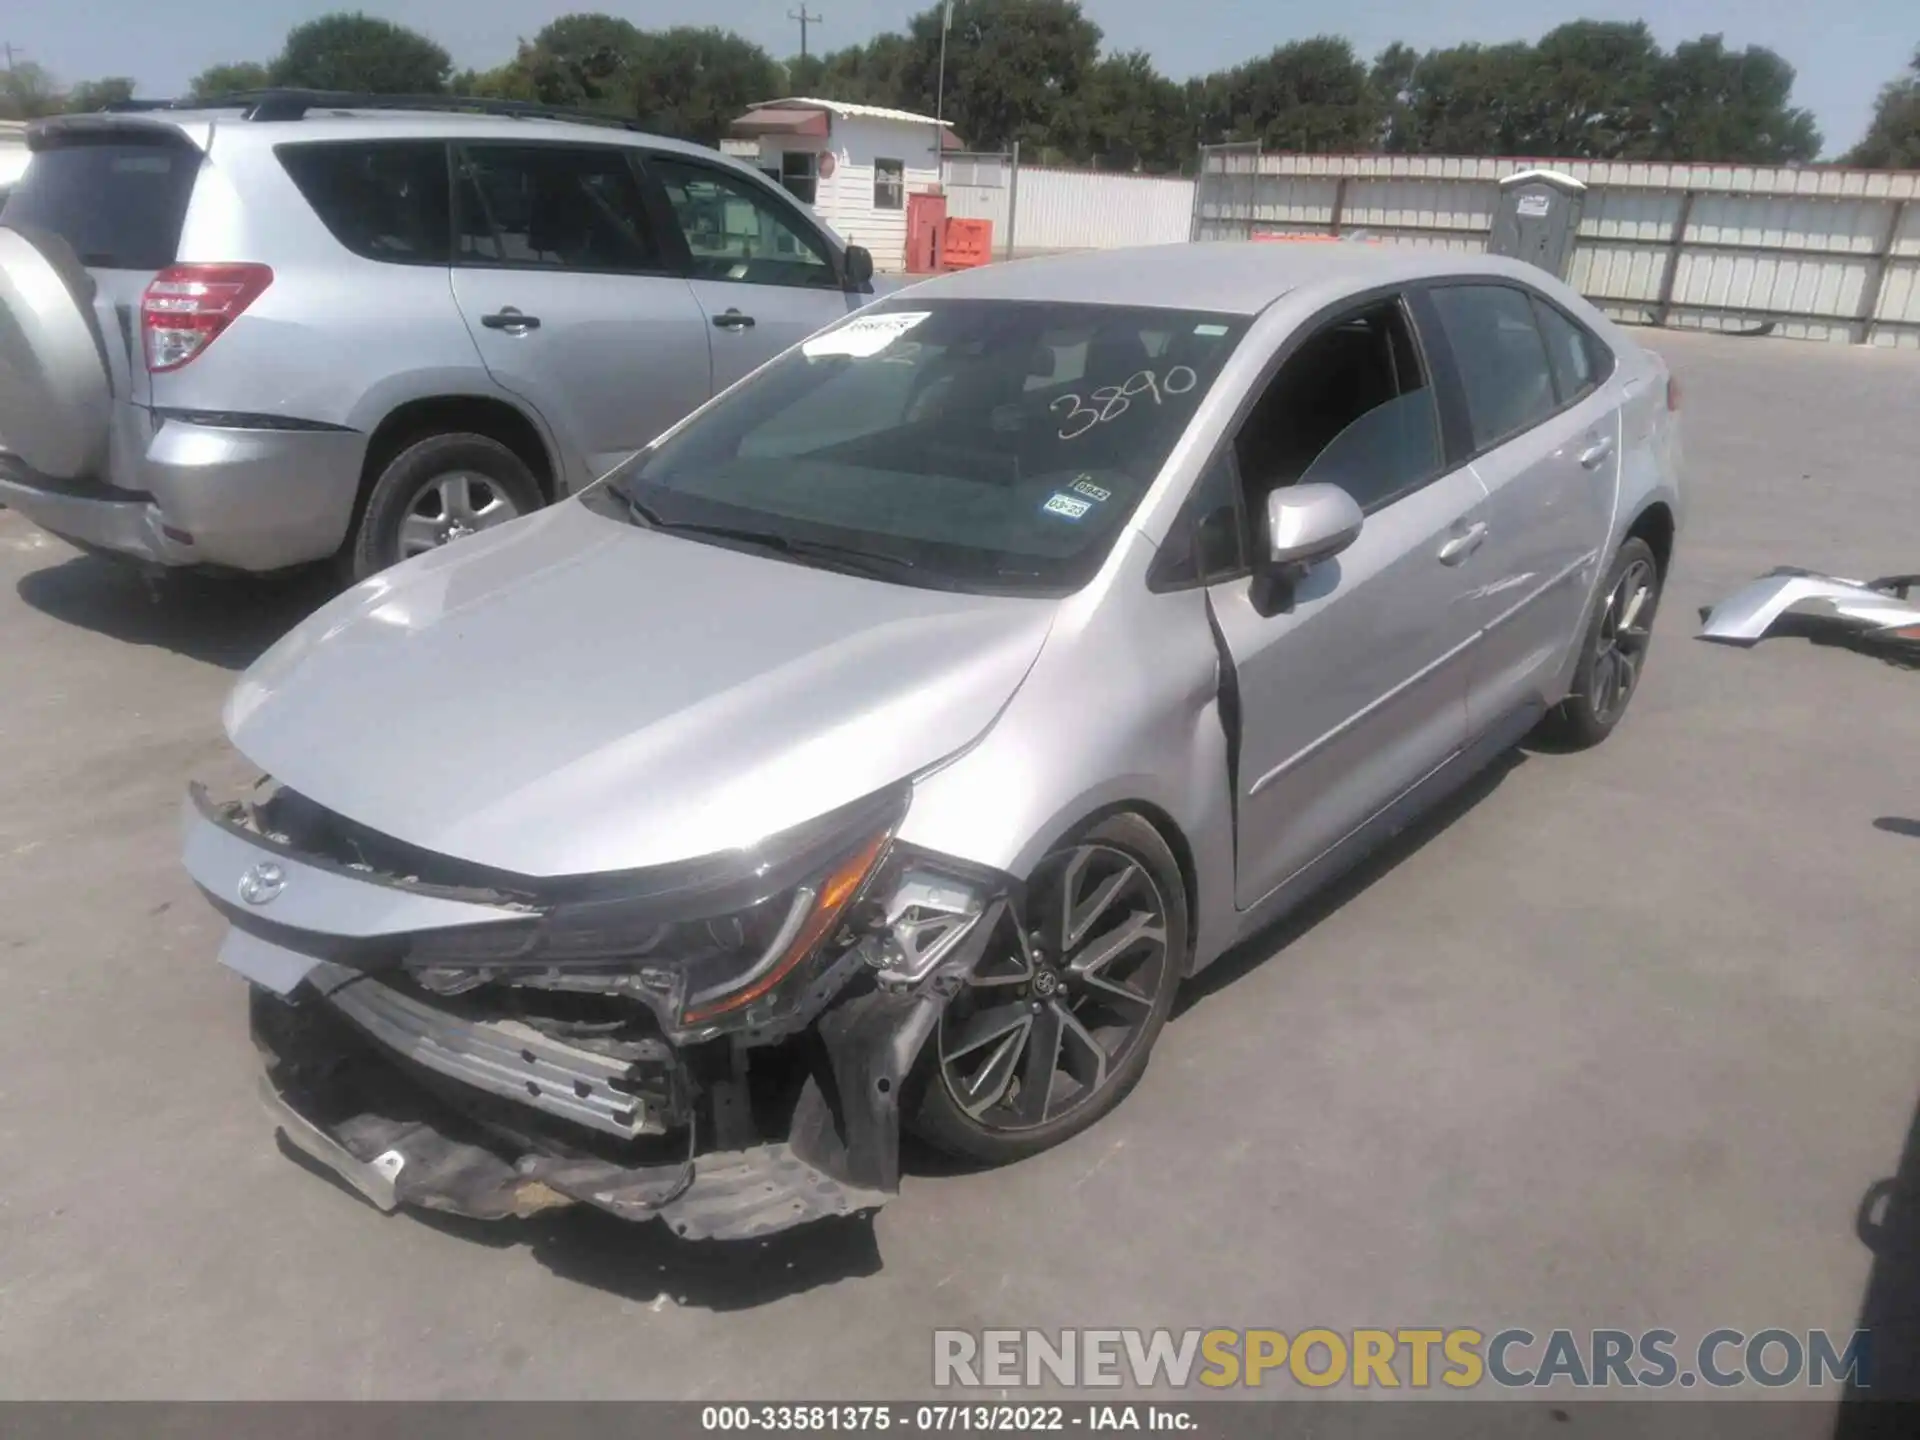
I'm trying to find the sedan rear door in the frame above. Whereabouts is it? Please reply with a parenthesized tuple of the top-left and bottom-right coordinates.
(1417, 282, 1622, 734)
(448, 141, 712, 489)
(638, 154, 862, 394)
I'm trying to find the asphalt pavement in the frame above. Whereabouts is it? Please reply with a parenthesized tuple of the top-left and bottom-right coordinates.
(1, 329, 1917, 1407)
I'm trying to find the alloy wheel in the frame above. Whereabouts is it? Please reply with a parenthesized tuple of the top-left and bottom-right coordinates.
(398, 471, 524, 557)
(937, 842, 1173, 1132)
(1589, 557, 1657, 726)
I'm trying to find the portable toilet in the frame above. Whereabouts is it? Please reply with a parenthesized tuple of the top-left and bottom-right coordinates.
(1488, 169, 1587, 281)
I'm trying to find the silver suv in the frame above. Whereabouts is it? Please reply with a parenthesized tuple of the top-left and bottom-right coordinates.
(0, 93, 881, 579)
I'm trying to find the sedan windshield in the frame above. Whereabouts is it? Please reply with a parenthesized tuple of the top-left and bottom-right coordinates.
(597, 299, 1250, 594)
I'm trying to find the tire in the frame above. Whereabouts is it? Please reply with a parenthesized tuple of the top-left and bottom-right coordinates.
(908, 813, 1189, 1165)
(0, 225, 111, 480)
(347, 432, 544, 582)
(1537, 537, 1663, 750)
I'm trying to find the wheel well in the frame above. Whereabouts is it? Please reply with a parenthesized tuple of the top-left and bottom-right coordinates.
(357, 395, 558, 511)
(1626, 501, 1675, 580)
(1064, 799, 1202, 975)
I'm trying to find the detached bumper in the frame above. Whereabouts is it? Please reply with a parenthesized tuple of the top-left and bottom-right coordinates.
(250, 972, 933, 1241)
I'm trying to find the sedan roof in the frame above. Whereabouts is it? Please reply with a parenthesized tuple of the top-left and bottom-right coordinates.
(903, 242, 1562, 316)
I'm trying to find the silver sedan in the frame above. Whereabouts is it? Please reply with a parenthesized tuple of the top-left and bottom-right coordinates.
(183, 242, 1682, 1239)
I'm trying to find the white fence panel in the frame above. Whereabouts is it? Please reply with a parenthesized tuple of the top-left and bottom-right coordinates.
(1572, 242, 1669, 306)
(1873, 260, 1920, 347)
(1343, 177, 1494, 233)
(1008, 167, 1195, 251)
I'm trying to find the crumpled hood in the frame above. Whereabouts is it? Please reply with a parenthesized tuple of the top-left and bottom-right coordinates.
(225, 498, 1057, 877)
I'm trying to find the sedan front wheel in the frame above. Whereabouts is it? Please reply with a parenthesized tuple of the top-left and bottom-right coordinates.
(908, 813, 1188, 1164)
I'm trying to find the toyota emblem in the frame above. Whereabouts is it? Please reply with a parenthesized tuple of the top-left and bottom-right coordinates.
(238, 861, 286, 906)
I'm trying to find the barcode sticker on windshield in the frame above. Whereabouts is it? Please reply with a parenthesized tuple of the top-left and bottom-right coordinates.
(802, 311, 931, 360)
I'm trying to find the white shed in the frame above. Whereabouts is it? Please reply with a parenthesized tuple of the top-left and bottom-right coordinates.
(726, 98, 959, 269)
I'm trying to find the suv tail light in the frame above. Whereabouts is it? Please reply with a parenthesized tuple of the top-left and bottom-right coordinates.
(140, 263, 274, 372)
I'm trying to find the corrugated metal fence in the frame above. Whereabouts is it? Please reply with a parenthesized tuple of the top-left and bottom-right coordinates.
(942, 159, 1195, 258)
(1192, 149, 1920, 347)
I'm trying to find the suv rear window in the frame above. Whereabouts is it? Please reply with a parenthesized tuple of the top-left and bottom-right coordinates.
(2, 135, 199, 270)
(278, 141, 452, 265)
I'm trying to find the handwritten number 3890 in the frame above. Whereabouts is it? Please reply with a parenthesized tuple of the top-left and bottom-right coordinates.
(1050, 367, 1198, 440)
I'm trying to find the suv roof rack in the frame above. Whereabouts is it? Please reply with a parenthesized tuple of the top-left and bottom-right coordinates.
(165, 88, 664, 134)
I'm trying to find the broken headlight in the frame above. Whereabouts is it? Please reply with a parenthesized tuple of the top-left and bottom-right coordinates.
(401, 794, 908, 1038)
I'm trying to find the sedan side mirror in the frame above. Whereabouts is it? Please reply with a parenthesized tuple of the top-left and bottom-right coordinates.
(1254, 483, 1364, 614)
(843, 244, 875, 289)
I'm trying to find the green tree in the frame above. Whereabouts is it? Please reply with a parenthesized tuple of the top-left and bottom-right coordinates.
(1370, 41, 1420, 150)
(1844, 46, 1920, 168)
(628, 28, 782, 144)
(1382, 42, 1535, 155)
(1074, 51, 1186, 171)
(0, 62, 64, 119)
(1514, 21, 1664, 159)
(813, 34, 916, 109)
(269, 12, 453, 94)
(189, 61, 271, 99)
(450, 54, 544, 102)
(1655, 36, 1819, 163)
(785, 53, 826, 94)
(896, 0, 1104, 153)
(64, 77, 137, 112)
(1191, 37, 1379, 152)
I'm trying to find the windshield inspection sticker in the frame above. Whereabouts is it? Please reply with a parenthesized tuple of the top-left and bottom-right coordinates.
(801, 310, 930, 360)
(1071, 476, 1112, 502)
(1043, 492, 1093, 520)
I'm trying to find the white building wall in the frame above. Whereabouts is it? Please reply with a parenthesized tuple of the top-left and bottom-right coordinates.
(817, 117, 941, 270)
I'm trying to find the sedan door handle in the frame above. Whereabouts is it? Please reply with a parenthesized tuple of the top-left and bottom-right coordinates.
(1577, 437, 1614, 469)
(1438, 521, 1488, 565)
(712, 309, 756, 330)
(480, 309, 540, 331)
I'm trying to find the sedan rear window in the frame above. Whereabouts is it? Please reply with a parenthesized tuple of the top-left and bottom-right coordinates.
(1429, 283, 1560, 450)
(607, 300, 1250, 595)
(2, 135, 199, 270)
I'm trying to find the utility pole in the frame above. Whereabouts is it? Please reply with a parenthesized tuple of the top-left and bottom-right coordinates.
(788, 7, 821, 63)
(2, 42, 23, 74)
(933, 0, 952, 174)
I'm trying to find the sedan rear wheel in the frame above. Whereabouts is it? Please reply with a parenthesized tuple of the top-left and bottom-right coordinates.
(1538, 536, 1663, 749)
(909, 814, 1187, 1164)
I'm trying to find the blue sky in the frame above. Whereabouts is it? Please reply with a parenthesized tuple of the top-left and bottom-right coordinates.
(19, 0, 1913, 156)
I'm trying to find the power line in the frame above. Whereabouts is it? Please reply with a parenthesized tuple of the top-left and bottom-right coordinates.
(788, 7, 821, 63)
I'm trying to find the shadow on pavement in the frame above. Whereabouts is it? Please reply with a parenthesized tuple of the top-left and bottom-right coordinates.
(1871, 817, 1920, 840)
(1834, 1087, 1920, 1434)
(15, 553, 335, 670)
(1174, 746, 1526, 1018)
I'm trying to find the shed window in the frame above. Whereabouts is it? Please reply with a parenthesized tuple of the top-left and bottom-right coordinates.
(874, 159, 905, 211)
(779, 151, 816, 206)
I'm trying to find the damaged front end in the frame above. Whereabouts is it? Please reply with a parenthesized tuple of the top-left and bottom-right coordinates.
(183, 777, 1007, 1240)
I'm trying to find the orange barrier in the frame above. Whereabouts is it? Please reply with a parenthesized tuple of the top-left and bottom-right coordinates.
(942, 217, 995, 269)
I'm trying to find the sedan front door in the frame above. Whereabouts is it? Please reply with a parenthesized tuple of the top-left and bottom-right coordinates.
(1203, 295, 1489, 910)
(640, 154, 863, 394)
(448, 142, 713, 490)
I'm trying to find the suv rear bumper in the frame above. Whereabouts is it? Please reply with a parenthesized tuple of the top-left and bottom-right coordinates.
(0, 415, 366, 572)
